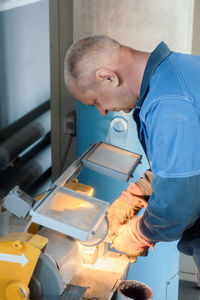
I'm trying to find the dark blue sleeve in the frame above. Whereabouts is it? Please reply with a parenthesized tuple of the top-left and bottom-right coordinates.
(139, 99, 200, 243)
(139, 174, 200, 243)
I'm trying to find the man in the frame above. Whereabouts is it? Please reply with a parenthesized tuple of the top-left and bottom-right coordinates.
(64, 35, 200, 282)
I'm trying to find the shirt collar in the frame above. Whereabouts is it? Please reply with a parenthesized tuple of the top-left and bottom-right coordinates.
(136, 41, 171, 108)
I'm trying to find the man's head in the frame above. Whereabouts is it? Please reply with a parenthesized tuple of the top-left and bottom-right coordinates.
(64, 35, 148, 115)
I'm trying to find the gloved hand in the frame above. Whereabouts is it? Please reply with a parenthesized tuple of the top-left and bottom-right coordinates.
(106, 183, 147, 242)
(111, 216, 154, 260)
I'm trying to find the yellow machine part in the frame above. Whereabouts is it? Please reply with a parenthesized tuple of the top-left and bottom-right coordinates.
(0, 232, 48, 300)
(64, 178, 95, 196)
(27, 192, 46, 235)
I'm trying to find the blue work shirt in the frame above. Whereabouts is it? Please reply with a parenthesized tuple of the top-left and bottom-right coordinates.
(134, 42, 200, 243)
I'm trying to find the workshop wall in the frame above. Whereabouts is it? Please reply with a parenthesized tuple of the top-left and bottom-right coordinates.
(74, 0, 195, 53)
(0, 0, 51, 197)
(0, 0, 50, 129)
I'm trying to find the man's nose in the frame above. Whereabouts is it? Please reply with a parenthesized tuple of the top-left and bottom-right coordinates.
(95, 104, 108, 115)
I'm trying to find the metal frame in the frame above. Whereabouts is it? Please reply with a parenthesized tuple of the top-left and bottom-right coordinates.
(50, 0, 76, 181)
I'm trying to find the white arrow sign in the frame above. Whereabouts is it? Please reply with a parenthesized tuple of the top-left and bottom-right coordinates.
(0, 253, 29, 267)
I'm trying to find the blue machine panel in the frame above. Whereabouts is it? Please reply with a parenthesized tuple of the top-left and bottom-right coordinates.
(76, 101, 179, 300)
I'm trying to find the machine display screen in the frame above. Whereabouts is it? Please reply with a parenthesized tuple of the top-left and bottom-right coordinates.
(82, 142, 142, 181)
(39, 188, 104, 231)
(86, 142, 139, 174)
(30, 186, 109, 241)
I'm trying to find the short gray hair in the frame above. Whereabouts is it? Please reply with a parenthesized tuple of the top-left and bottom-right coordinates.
(64, 35, 120, 89)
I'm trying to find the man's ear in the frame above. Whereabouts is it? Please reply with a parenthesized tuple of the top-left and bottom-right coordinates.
(95, 68, 119, 87)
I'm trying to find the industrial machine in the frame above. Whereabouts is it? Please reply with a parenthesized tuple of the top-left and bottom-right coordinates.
(76, 107, 179, 300)
(0, 142, 142, 300)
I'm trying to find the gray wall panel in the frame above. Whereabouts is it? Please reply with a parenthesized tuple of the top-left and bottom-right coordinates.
(0, 0, 50, 129)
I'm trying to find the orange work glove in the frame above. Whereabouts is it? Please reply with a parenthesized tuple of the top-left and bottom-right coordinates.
(106, 183, 147, 242)
(111, 216, 154, 259)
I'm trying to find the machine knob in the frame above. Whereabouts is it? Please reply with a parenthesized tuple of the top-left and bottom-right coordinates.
(110, 117, 128, 132)
(5, 281, 30, 300)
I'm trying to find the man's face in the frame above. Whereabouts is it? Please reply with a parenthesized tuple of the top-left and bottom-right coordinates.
(68, 80, 137, 115)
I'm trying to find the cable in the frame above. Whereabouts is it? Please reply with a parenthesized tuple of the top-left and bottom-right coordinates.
(59, 134, 74, 175)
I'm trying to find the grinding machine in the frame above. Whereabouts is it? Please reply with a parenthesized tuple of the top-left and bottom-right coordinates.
(0, 142, 142, 300)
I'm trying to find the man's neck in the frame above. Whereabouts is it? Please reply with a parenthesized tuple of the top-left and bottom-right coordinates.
(119, 46, 150, 98)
